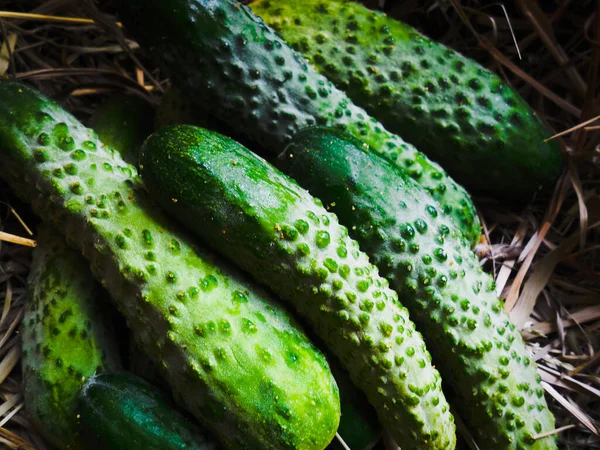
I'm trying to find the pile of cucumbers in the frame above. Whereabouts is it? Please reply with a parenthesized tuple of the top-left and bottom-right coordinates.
(1, 0, 562, 449)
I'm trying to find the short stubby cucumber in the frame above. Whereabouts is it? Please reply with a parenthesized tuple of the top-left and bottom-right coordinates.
(0, 80, 340, 450)
(114, 0, 481, 246)
(89, 92, 155, 164)
(279, 127, 557, 450)
(78, 372, 218, 450)
(139, 125, 457, 450)
(251, 0, 562, 199)
(21, 225, 122, 449)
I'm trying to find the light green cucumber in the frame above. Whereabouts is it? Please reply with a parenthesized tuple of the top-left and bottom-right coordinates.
(114, 0, 481, 246)
(139, 125, 457, 450)
(0, 80, 340, 450)
(279, 127, 557, 450)
(21, 224, 122, 449)
(250, 0, 562, 199)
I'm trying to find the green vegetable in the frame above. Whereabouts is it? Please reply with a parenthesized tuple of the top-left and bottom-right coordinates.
(88, 92, 155, 164)
(114, 0, 481, 246)
(78, 372, 217, 450)
(129, 331, 381, 450)
(251, 0, 562, 199)
(21, 225, 121, 449)
(279, 127, 557, 450)
(139, 124, 457, 450)
(0, 80, 340, 450)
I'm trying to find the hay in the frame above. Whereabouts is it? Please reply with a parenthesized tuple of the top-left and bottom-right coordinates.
(0, 0, 598, 448)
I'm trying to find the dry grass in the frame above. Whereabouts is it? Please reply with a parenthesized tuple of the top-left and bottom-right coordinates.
(0, 0, 599, 448)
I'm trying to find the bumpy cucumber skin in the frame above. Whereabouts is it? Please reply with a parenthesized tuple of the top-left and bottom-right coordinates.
(251, 0, 562, 199)
(114, 0, 481, 246)
(78, 372, 217, 450)
(140, 125, 457, 450)
(0, 81, 340, 450)
(89, 93, 155, 164)
(21, 225, 121, 450)
(279, 128, 557, 450)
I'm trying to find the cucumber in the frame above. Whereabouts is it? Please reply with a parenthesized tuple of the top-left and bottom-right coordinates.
(0, 80, 340, 450)
(21, 224, 122, 449)
(129, 332, 382, 450)
(279, 127, 557, 449)
(78, 372, 217, 450)
(89, 92, 155, 164)
(251, 0, 562, 199)
(114, 0, 481, 246)
(139, 125, 457, 450)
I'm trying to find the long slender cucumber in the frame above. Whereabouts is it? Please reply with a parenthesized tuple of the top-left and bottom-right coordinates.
(278, 127, 557, 450)
(114, 0, 481, 246)
(0, 80, 340, 450)
(250, 0, 562, 199)
(22, 224, 122, 449)
(139, 125, 457, 450)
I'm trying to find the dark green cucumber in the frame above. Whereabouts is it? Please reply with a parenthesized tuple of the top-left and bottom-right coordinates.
(114, 0, 481, 246)
(251, 0, 562, 199)
(21, 225, 122, 449)
(279, 127, 557, 450)
(89, 92, 155, 164)
(78, 372, 217, 450)
(139, 125, 456, 450)
(0, 80, 340, 450)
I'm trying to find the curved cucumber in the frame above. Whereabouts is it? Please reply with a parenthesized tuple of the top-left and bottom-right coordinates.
(279, 127, 557, 450)
(0, 80, 340, 450)
(114, 0, 481, 246)
(78, 372, 217, 450)
(21, 225, 122, 449)
(89, 92, 155, 164)
(139, 125, 456, 450)
(251, 0, 562, 199)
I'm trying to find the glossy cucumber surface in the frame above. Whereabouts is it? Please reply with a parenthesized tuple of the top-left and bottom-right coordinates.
(78, 372, 218, 450)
